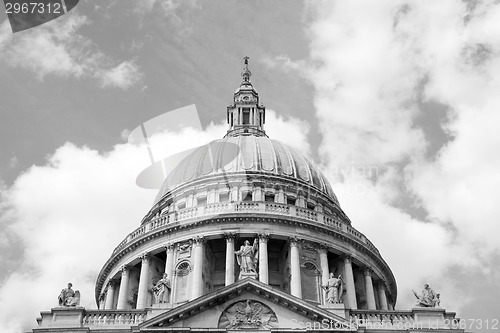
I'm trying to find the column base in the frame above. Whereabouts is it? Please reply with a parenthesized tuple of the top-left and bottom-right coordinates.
(239, 271, 258, 280)
(147, 303, 174, 317)
(319, 303, 346, 318)
(412, 307, 447, 329)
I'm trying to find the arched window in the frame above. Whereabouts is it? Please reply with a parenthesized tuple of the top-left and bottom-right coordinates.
(301, 261, 321, 303)
(174, 261, 191, 303)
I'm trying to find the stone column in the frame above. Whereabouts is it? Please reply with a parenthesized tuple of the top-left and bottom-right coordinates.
(343, 256, 357, 309)
(289, 237, 302, 298)
(318, 245, 329, 304)
(277, 189, 285, 203)
(364, 269, 376, 310)
(165, 244, 175, 279)
(258, 234, 269, 284)
(225, 233, 236, 286)
(191, 237, 205, 299)
(377, 283, 388, 310)
(104, 280, 116, 310)
(116, 266, 130, 309)
(136, 254, 151, 309)
(231, 186, 239, 202)
(253, 186, 263, 201)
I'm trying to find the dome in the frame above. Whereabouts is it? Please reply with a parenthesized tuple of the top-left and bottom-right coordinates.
(91, 58, 397, 319)
(154, 135, 338, 206)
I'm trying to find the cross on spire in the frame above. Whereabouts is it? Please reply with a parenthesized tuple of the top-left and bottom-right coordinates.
(241, 56, 252, 83)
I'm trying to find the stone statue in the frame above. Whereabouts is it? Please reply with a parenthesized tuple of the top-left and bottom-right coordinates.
(235, 239, 258, 274)
(58, 283, 80, 307)
(322, 273, 343, 304)
(435, 293, 441, 308)
(152, 273, 171, 304)
(412, 284, 438, 307)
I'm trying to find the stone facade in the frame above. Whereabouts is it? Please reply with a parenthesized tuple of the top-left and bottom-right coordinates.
(32, 59, 467, 333)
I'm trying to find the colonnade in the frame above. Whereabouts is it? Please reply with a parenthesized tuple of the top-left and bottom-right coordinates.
(103, 235, 389, 311)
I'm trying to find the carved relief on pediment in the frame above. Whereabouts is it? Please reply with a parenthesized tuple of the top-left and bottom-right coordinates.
(218, 300, 279, 330)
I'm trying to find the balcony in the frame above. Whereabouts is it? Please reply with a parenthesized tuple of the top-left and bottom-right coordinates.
(111, 202, 378, 257)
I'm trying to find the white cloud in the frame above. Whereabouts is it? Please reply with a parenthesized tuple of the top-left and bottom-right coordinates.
(277, 0, 500, 313)
(0, 14, 142, 89)
(0, 111, 308, 333)
(98, 60, 142, 89)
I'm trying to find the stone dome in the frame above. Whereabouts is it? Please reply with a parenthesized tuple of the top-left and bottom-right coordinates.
(154, 135, 338, 206)
(93, 58, 397, 317)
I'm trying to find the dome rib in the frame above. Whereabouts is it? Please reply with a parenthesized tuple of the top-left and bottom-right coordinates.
(154, 136, 339, 206)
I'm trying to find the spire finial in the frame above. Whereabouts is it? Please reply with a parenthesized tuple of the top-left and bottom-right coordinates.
(241, 56, 252, 83)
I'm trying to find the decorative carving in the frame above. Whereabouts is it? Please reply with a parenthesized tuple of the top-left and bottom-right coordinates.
(322, 273, 343, 304)
(140, 253, 150, 262)
(152, 273, 171, 304)
(301, 240, 316, 252)
(258, 233, 269, 243)
(218, 300, 278, 329)
(289, 236, 301, 246)
(224, 232, 236, 242)
(412, 284, 440, 307)
(318, 243, 329, 252)
(58, 283, 80, 307)
(192, 236, 205, 245)
(165, 243, 175, 252)
(235, 239, 258, 279)
(119, 266, 129, 275)
(177, 241, 192, 253)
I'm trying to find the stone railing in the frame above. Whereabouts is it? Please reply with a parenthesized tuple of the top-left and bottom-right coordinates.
(347, 308, 459, 330)
(36, 308, 148, 329)
(112, 202, 378, 256)
(82, 310, 147, 326)
(349, 310, 415, 328)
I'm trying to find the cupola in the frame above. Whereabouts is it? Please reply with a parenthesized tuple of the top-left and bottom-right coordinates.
(225, 57, 266, 137)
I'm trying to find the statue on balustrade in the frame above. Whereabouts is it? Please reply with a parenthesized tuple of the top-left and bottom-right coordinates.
(413, 284, 439, 307)
(58, 283, 80, 307)
(235, 239, 258, 277)
(152, 273, 171, 303)
(322, 273, 343, 304)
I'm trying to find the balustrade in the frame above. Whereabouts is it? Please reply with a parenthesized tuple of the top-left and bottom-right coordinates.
(112, 202, 376, 256)
(82, 310, 147, 326)
(349, 310, 415, 328)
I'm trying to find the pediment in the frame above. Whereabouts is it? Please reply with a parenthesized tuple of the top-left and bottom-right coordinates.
(139, 278, 348, 331)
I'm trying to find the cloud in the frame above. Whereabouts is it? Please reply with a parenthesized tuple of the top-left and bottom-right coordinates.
(98, 60, 142, 89)
(0, 14, 142, 89)
(0, 110, 309, 333)
(268, 0, 500, 313)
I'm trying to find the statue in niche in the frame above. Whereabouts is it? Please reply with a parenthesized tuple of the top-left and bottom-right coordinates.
(152, 273, 171, 303)
(58, 283, 80, 307)
(412, 284, 439, 307)
(218, 300, 279, 329)
(322, 273, 343, 304)
(235, 239, 258, 276)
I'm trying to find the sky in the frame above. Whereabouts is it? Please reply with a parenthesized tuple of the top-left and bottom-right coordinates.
(0, 0, 499, 332)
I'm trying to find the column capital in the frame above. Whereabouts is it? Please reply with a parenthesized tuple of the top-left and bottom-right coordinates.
(376, 281, 386, 290)
(119, 265, 129, 274)
(363, 268, 373, 277)
(224, 232, 236, 242)
(317, 243, 329, 254)
(258, 233, 269, 243)
(342, 255, 353, 264)
(140, 253, 151, 262)
(107, 279, 117, 288)
(289, 236, 301, 246)
(165, 243, 175, 252)
(192, 236, 206, 245)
